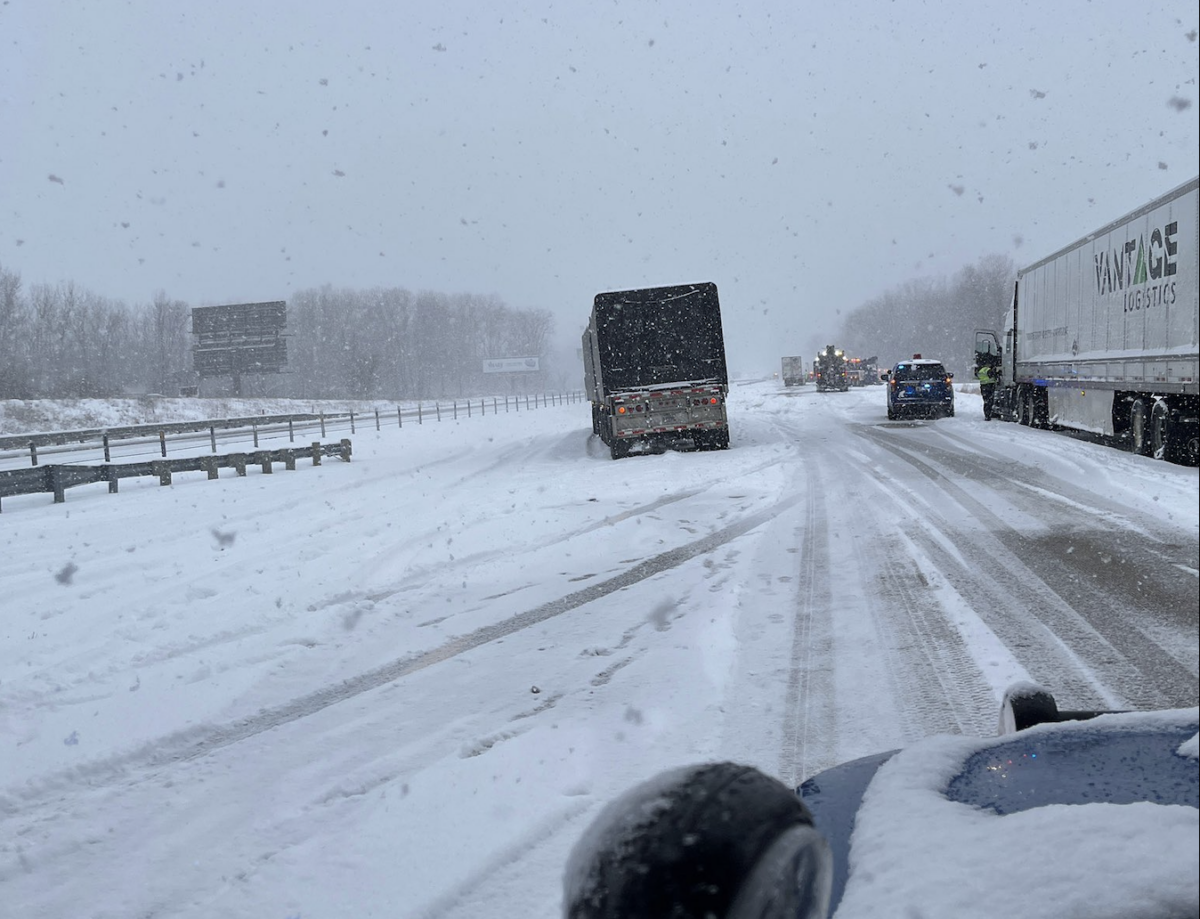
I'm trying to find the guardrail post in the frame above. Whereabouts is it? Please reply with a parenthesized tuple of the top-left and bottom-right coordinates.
(255, 451, 272, 474)
(320, 413, 326, 438)
(201, 456, 218, 480)
(453, 401, 458, 420)
(103, 433, 111, 463)
(210, 426, 217, 452)
(232, 453, 248, 476)
(339, 438, 352, 462)
(311, 442, 322, 466)
(153, 461, 171, 486)
(252, 423, 259, 448)
(418, 403, 423, 424)
(350, 412, 356, 434)
(375, 409, 380, 431)
(494, 397, 498, 414)
(30, 442, 38, 466)
(49, 466, 65, 503)
(398, 407, 403, 428)
(160, 431, 167, 457)
(436, 402, 441, 422)
(288, 419, 295, 443)
(106, 465, 120, 493)
(285, 451, 297, 471)
(467, 400, 471, 418)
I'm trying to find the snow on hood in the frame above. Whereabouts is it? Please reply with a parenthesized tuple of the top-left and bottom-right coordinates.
(834, 708, 1200, 919)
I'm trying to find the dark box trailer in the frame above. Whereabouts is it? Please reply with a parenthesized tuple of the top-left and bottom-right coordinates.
(583, 282, 730, 459)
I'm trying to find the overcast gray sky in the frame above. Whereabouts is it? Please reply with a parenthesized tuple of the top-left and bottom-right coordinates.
(3, 0, 1197, 373)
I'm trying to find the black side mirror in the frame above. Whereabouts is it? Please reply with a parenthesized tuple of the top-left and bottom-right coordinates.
(564, 762, 832, 919)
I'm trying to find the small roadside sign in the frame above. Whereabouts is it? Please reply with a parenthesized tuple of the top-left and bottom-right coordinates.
(483, 357, 539, 373)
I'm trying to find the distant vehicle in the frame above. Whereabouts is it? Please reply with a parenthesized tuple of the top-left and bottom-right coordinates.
(565, 685, 1199, 919)
(853, 355, 880, 385)
(814, 346, 849, 392)
(781, 356, 807, 387)
(845, 360, 863, 387)
(844, 356, 878, 387)
(883, 355, 954, 419)
(582, 282, 730, 460)
(975, 175, 1198, 465)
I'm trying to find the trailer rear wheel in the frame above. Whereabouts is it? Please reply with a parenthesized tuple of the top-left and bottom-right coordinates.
(1131, 399, 1152, 456)
(1019, 390, 1035, 427)
(1151, 400, 1171, 461)
(1029, 388, 1051, 428)
(610, 438, 629, 460)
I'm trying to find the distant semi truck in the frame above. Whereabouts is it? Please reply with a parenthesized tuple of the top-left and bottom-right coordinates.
(845, 355, 879, 386)
(814, 345, 849, 392)
(975, 175, 1198, 465)
(781, 356, 807, 386)
(582, 282, 730, 460)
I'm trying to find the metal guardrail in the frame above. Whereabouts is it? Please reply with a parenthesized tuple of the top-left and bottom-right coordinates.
(0, 392, 585, 467)
(0, 439, 352, 512)
(0, 412, 352, 453)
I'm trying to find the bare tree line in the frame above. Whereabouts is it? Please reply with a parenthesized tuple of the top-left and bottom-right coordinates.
(0, 263, 554, 401)
(828, 253, 1015, 375)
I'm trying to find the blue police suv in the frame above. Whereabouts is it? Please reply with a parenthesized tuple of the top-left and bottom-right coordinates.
(883, 355, 954, 420)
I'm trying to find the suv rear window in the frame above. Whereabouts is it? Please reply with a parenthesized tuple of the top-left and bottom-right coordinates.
(892, 362, 946, 381)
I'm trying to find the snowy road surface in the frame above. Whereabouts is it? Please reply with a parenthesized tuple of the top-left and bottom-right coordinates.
(1, 381, 1196, 917)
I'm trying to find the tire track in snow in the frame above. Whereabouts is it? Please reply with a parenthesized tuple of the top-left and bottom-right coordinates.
(323, 451, 794, 610)
(777, 460, 837, 788)
(412, 801, 593, 919)
(863, 533, 997, 738)
(853, 426, 1197, 709)
(0, 490, 805, 809)
(851, 428, 1130, 709)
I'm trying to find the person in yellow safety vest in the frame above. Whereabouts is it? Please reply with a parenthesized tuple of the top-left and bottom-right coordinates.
(976, 363, 999, 420)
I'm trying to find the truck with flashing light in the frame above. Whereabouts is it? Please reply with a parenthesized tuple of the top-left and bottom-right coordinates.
(814, 345, 849, 392)
(975, 175, 1198, 465)
(582, 282, 730, 460)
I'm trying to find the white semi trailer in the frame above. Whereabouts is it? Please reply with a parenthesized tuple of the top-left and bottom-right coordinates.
(976, 175, 1198, 464)
(781, 356, 807, 387)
